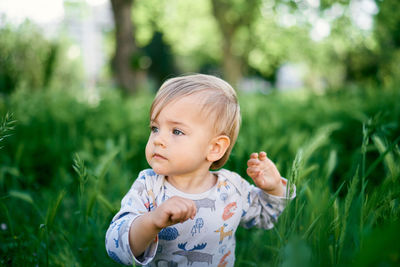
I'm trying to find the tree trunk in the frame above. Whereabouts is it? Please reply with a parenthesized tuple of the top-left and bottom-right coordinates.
(110, 0, 139, 94)
(221, 37, 242, 87)
(211, 0, 243, 86)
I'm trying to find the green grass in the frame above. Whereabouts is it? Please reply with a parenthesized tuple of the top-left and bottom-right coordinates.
(1, 87, 399, 266)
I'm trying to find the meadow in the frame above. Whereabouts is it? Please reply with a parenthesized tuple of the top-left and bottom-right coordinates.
(1, 86, 399, 266)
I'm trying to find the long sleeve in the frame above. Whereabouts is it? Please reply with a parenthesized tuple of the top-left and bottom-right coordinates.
(240, 176, 296, 229)
(105, 169, 159, 265)
(217, 169, 295, 230)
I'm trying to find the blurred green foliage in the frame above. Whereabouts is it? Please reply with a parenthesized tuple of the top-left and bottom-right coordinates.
(0, 21, 83, 95)
(132, 0, 305, 80)
(1, 1, 400, 266)
(130, 0, 400, 89)
(373, 0, 400, 87)
(3, 0, 400, 92)
(133, 0, 221, 73)
(1, 84, 399, 266)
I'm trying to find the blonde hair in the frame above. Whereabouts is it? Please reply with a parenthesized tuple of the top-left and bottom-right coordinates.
(150, 74, 241, 169)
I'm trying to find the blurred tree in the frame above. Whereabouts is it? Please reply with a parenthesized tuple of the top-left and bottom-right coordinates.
(329, 0, 400, 88)
(0, 23, 52, 94)
(373, 0, 400, 87)
(130, 0, 315, 87)
(142, 31, 178, 87)
(110, 0, 142, 94)
(344, 44, 379, 87)
(127, 0, 400, 90)
(0, 21, 82, 94)
(132, 0, 221, 77)
(210, 0, 261, 85)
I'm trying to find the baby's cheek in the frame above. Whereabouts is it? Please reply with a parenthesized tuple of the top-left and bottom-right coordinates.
(145, 142, 152, 164)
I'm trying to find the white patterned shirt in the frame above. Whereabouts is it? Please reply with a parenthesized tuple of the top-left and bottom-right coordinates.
(105, 168, 296, 266)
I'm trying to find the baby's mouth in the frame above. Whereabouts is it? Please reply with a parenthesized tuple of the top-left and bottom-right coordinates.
(153, 153, 167, 160)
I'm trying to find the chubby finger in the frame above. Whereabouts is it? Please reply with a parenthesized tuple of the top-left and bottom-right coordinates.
(170, 205, 190, 222)
(182, 199, 197, 220)
(180, 200, 196, 221)
(250, 152, 259, 159)
(168, 198, 196, 223)
(187, 199, 197, 220)
(168, 202, 185, 221)
(259, 151, 267, 160)
(247, 158, 261, 167)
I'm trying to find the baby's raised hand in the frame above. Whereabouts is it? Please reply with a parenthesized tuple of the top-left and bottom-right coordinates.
(150, 196, 197, 230)
(247, 151, 284, 196)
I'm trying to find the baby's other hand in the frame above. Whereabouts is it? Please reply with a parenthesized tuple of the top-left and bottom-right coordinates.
(150, 196, 196, 230)
(247, 152, 284, 196)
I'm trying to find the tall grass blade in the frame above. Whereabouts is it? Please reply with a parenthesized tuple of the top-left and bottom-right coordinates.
(0, 112, 17, 149)
(9, 190, 44, 221)
(298, 164, 318, 183)
(363, 135, 400, 182)
(72, 153, 88, 185)
(372, 135, 399, 181)
(86, 191, 97, 218)
(288, 149, 303, 196)
(46, 189, 66, 229)
(9, 190, 34, 205)
(337, 168, 359, 263)
(72, 153, 88, 200)
(95, 149, 119, 183)
(361, 123, 370, 181)
(302, 181, 345, 239)
(97, 193, 117, 214)
(301, 123, 341, 164)
(287, 202, 305, 238)
(324, 150, 337, 179)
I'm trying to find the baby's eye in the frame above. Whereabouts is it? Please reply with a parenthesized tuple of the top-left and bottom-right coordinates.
(150, 126, 159, 133)
(172, 129, 184, 135)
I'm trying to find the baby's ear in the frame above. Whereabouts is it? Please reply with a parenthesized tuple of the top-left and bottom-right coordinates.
(207, 135, 230, 163)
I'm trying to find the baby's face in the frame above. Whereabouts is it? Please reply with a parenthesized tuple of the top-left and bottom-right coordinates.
(145, 95, 215, 177)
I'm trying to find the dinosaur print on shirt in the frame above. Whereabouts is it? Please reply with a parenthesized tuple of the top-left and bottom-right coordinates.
(105, 168, 296, 266)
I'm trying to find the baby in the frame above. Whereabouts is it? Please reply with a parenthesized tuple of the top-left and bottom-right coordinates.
(106, 74, 295, 266)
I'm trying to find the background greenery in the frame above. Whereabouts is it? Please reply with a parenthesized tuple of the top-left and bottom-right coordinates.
(1, 86, 399, 266)
(1, 0, 400, 266)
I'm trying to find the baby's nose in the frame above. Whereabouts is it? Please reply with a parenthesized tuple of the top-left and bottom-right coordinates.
(153, 132, 166, 147)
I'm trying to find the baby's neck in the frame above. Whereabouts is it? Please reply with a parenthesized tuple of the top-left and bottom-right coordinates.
(166, 171, 217, 194)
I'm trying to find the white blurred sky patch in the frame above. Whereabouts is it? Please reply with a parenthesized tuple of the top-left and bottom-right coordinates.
(0, 0, 108, 25)
(86, 0, 108, 6)
(306, 0, 320, 9)
(310, 19, 331, 41)
(310, 0, 377, 41)
(0, 0, 64, 24)
(350, 0, 378, 31)
(0, 0, 111, 99)
(269, 0, 378, 42)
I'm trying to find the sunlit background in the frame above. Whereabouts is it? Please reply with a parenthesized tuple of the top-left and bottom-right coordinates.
(0, 1, 399, 266)
(0, 0, 390, 96)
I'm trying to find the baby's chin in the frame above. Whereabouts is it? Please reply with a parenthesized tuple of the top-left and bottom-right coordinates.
(148, 164, 169, 176)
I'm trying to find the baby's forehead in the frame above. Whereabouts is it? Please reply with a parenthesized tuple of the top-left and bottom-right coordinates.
(151, 92, 215, 119)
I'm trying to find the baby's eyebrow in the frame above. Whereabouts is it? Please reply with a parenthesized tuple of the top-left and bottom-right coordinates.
(166, 120, 186, 126)
(150, 118, 190, 129)
(166, 120, 192, 130)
